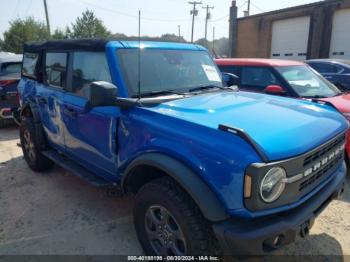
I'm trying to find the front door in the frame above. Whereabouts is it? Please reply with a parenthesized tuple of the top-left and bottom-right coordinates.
(62, 51, 119, 179)
(37, 52, 68, 152)
(240, 66, 282, 93)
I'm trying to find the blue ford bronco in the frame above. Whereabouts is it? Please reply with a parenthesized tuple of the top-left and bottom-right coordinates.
(17, 39, 348, 255)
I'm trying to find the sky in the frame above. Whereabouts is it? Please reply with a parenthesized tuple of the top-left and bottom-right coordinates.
(0, 0, 322, 42)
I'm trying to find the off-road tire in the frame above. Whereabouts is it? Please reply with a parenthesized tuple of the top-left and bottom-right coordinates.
(134, 177, 222, 256)
(19, 117, 54, 172)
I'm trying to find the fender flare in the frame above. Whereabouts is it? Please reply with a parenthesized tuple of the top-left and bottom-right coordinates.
(122, 153, 229, 222)
(20, 102, 47, 149)
(21, 102, 41, 123)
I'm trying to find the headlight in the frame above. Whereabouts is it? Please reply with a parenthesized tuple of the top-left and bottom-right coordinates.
(260, 167, 286, 203)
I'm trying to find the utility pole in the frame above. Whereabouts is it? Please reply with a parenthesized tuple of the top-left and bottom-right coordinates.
(229, 1, 238, 57)
(178, 25, 181, 38)
(247, 0, 251, 16)
(212, 26, 218, 58)
(212, 26, 215, 50)
(43, 0, 51, 36)
(203, 5, 214, 41)
(189, 1, 202, 43)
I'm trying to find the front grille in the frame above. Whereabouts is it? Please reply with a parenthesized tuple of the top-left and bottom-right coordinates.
(245, 131, 347, 212)
(303, 135, 345, 167)
(299, 154, 343, 191)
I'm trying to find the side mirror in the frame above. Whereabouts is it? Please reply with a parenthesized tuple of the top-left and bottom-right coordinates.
(83, 81, 118, 109)
(222, 73, 239, 86)
(264, 85, 285, 95)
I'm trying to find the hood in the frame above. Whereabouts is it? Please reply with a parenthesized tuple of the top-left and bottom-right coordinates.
(148, 91, 348, 161)
(319, 93, 350, 113)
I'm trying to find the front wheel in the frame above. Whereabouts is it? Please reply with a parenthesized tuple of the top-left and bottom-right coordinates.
(134, 177, 221, 256)
(19, 117, 54, 172)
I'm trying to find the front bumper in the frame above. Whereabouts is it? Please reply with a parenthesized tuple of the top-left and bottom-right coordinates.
(213, 162, 347, 255)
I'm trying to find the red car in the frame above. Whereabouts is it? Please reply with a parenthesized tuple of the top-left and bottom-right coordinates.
(216, 58, 350, 163)
(0, 53, 22, 127)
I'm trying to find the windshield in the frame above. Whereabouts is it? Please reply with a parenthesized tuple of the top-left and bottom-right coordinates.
(276, 65, 341, 98)
(117, 49, 223, 97)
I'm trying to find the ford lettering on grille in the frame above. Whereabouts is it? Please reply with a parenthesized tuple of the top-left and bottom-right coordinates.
(301, 143, 345, 178)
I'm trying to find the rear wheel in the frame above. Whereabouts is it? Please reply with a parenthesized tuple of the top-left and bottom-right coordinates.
(19, 117, 54, 172)
(134, 177, 221, 256)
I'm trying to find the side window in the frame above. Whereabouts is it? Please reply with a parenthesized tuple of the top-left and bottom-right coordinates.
(241, 67, 280, 90)
(218, 65, 239, 76)
(45, 52, 68, 88)
(22, 53, 40, 79)
(310, 63, 342, 74)
(1, 63, 22, 75)
(72, 52, 111, 96)
(332, 64, 344, 74)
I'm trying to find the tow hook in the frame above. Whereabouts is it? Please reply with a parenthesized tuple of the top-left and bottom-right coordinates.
(300, 221, 311, 238)
(338, 182, 346, 198)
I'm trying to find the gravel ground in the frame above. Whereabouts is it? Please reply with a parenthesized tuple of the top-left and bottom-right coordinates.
(0, 125, 349, 256)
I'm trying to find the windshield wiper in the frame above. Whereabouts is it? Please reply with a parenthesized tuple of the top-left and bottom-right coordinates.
(189, 85, 238, 93)
(139, 90, 189, 98)
(304, 95, 327, 99)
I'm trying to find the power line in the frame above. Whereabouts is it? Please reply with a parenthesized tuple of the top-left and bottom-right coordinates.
(25, 0, 33, 17)
(77, 0, 190, 22)
(12, 0, 21, 17)
(250, 2, 265, 12)
(211, 14, 229, 23)
(238, 1, 248, 10)
(189, 1, 202, 43)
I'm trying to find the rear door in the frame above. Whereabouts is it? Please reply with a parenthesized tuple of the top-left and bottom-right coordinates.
(62, 51, 119, 179)
(36, 52, 68, 152)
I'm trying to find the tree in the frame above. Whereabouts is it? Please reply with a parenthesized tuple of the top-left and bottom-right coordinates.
(110, 33, 128, 39)
(195, 38, 211, 49)
(159, 34, 186, 43)
(195, 37, 229, 58)
(70, 9, 111, 39)
(214, 37, 229, 58)
(1, 17, 49, 53)
(51, 29, 67, 40)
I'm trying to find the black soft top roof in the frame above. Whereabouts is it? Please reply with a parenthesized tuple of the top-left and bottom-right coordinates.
(24, 38, 109, 52)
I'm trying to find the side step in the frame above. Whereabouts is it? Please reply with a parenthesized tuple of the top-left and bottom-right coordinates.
(42, 150, 117, 188)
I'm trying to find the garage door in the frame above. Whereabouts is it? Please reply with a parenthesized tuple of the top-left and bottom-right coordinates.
(330, 9, 350, 59)
(270, 16, 310, 61)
